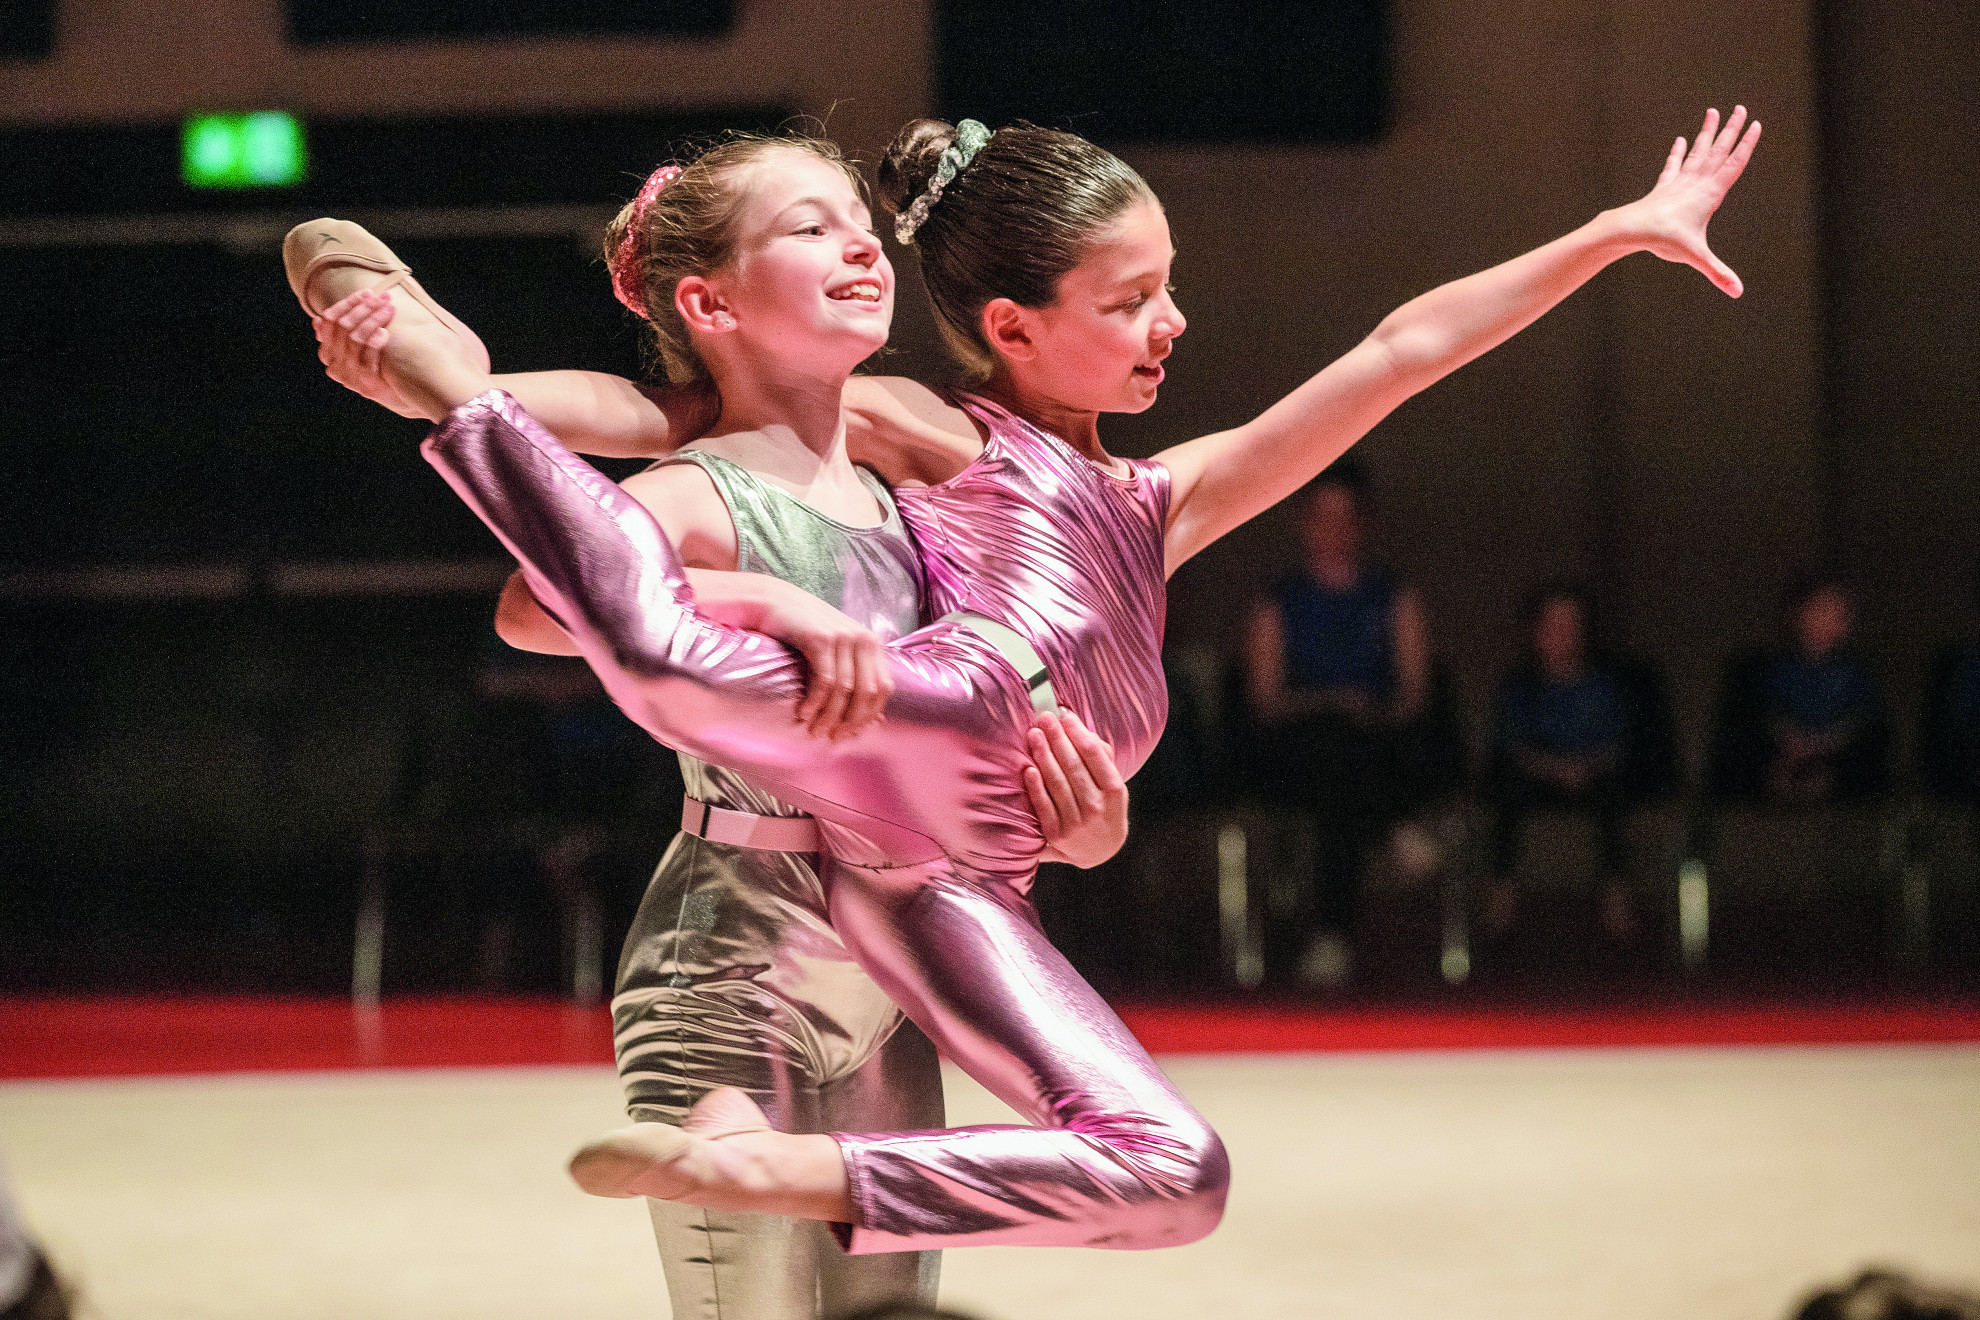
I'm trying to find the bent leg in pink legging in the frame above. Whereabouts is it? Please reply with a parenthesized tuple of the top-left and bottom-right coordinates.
(421, 390, 1227, 1250)
(824, 859, 1226, 1251)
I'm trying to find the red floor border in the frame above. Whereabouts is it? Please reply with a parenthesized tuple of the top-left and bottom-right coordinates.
(3, 995, 1977, 1081)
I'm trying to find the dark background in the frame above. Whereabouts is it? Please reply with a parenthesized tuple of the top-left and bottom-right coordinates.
(1, 0, 1975, 999)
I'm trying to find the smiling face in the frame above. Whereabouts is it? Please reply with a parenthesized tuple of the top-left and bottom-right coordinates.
(688, 150, 892, 378)
(989, 197, 1185, 415)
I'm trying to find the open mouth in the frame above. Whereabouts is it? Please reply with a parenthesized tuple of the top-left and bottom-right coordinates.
(828, 280, 884, 303)
(1133, 363, 1165, 382)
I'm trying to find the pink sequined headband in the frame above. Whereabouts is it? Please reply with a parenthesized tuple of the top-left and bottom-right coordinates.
(609, 163, 685, 318)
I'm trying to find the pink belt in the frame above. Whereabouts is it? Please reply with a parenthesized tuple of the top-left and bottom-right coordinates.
(680, 796, 822, 852)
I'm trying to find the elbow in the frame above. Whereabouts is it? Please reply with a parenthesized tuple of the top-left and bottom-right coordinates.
(1363, 321, 1445, 389)
(494, 578, 582, 657)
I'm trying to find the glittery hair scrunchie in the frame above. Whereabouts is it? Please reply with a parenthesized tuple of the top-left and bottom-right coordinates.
(894, 119, 992, 246)
(609, 162, 685, 317)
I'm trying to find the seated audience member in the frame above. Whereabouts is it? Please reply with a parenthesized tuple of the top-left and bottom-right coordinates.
(1920, 567, 1980, 805)
(385, 626, 676, 990)
(1242, 460, 1432, 987)
(1709, 577, 1889, 807)
(1486, 583, 1678, 941)
(1790, 1268, 1980, 1320)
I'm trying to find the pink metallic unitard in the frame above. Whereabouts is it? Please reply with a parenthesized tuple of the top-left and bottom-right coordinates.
(422, 389, 1228, 1253)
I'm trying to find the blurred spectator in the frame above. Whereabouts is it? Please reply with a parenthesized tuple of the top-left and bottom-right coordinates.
(1242, 460, 1442, 987)
(1038, 648, 1229, 991)
(1919, 565, 1980, 804)
(1708, 577, 1889, 806)
(1790, 1268, 1980, 1320)
(0, 1158, 68, 1320)
(1485, 583, 1678, 941)
(382, 627, 677, 991)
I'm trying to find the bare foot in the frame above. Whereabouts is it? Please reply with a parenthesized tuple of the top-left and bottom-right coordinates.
(569, 1088, 853, 1221)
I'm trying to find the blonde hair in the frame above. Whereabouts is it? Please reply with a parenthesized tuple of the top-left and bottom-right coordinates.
(604, 132, 865, 383)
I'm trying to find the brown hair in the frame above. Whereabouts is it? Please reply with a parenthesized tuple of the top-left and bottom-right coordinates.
(877, 119, 1154, 381)
(605, 132, 865, 383)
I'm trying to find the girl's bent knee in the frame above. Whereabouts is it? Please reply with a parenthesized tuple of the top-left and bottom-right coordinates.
(1169, 1126, 1230, 1245)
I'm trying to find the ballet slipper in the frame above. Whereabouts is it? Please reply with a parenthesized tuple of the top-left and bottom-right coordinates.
(568, 1087, 773, 1201)
(568, 1120, 696, 1200)
(569, 1088, 853, 1221)
(282, 218, 490, 372)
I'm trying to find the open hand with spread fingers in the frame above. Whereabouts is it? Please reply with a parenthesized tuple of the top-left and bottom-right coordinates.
(1619, 105, 1763, 297)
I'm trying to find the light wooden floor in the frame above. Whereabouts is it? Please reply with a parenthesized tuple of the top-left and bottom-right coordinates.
(3, 1046, 1976, 1320)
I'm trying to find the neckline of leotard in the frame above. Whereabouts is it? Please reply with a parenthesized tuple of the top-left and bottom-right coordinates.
(663, 448, 901, 534)
(944, 390, 1150, 488)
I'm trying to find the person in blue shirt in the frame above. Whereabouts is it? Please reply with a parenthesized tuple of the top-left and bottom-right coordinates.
(1243, 462, 1432, 986)
(1486, 585, 1674, 942)
(1709, 578, 1888, 806)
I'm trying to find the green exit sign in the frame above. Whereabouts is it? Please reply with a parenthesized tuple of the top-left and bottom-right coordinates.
(181, 112, 307, 188)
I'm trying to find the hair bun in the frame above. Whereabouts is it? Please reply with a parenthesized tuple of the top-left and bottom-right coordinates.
(877, 118, 958, 219)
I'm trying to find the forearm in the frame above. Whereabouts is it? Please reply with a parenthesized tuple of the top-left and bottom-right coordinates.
(496, 563, 784, 654)
(1369, 210, 1639, 390)
(492, 370, 713, 459)
(1161, 212, 1646, 568)
(680, 568, 811, 631)
(405, 367, 705, 454)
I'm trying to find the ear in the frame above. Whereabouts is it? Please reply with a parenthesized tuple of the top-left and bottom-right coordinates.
(980, 298, 1038, 364)
(675, 276, 735, 334)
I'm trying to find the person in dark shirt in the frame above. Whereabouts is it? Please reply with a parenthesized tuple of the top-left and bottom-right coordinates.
(1486, 584, 1672, 941)
(1243, 463, 1430, 986)
(1709, 578, 1888, 806)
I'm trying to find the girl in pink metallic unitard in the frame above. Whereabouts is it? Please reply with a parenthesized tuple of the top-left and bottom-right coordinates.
(309, 106, 1761, 1255)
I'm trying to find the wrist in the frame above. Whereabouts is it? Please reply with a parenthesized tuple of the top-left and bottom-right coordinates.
(1585, 206, 1651, 259)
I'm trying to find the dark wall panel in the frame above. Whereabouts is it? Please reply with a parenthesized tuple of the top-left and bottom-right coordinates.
(288, 0, 732, 44)
(938, 0, 1387, 143)
(0, 235, 656, 567)
(0, 0, 54, 61)
(0, 109, 787, 216)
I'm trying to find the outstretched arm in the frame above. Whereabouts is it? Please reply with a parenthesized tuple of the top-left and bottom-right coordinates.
(314, 287, 713, 458)
(1158, 106, 1762, 572)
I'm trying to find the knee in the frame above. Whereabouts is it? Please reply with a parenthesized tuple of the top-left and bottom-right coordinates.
(1112, 1113, 1228, 1248)
(1164, 1121, 1230, 1246)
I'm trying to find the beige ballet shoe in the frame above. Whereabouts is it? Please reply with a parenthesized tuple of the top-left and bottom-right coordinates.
(568, 1087, 773, 1201)
(282, 218, 488, 368)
